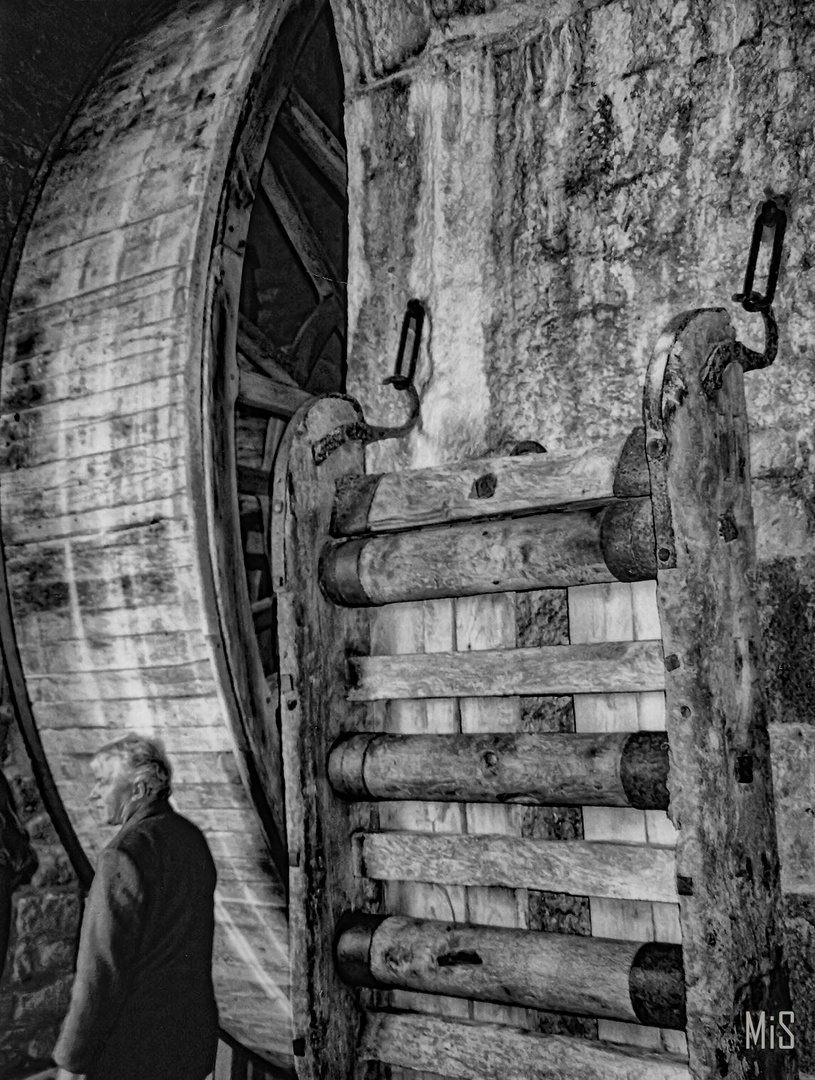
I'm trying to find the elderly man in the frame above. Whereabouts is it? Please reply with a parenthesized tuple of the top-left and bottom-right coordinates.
(54, 734, 219, 1080)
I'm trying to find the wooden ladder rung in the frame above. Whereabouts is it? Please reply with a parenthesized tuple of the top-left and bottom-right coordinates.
(348, 640, 666, 700)
(336, 914, 685, 1028)
(321, 499, 655, 606)
(359, 1012, 690, 1080)
(330, 731, 669, 810)
(331, 430, 648, 535)
(359, 832, 677, 903)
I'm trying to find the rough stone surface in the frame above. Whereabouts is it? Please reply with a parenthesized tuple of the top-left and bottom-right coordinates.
(0, 702, 80, 1078)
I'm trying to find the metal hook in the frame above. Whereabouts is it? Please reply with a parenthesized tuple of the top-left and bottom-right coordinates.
(312, 300, 425, 465)
(703, 198, 786, 396)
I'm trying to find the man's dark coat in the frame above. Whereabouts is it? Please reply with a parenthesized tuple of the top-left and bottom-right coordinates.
(54, 798, 219, 1080)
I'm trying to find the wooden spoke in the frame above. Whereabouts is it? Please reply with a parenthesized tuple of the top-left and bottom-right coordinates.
(290, 292, 344, 385)
(237, 368, 312, 417)
(278, 87, 347, 196)
(260, 159, 342, 300)
(236, 314, 298, 385)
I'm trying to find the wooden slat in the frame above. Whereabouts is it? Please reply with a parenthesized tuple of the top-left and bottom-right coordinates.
(278, 87, 347, 195)
(361, 833, 678, 903)
(348, 639, 666, 700)
(237, 313, 298, 385)
(260, 160, 340, 299)
(570, 580, 684, 1056)
(360, 1013, 691, 1080)
(369, 600, 471, 1050)
(331, 432, 647, 535)
(321, 501, 657, 605)
(237, 368, 312, 417)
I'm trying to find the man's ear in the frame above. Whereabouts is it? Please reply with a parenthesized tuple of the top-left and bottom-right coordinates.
(131, 778, 147, 801)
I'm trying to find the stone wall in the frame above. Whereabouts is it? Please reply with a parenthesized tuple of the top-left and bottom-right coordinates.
(338, 0, 815, 1069)
(0, 693, 78, 1078)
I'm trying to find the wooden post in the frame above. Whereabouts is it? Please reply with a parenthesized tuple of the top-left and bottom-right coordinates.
(335, 914, 686, 1029)
(328, 731, 669, 809)
(320, 498, 656, 606)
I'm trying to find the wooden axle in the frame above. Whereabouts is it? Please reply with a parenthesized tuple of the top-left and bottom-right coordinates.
(331, 429, 649, 535)
(328, 731, 669, 810)
(335, 914, 686, 1029)
(320, 498, 656, 606)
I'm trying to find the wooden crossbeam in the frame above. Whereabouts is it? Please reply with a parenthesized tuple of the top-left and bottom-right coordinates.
(260, 159, 341, 299)
(331, 430, 648, 536)
(359, 1013, 691, 1080)
(329, 731, 669, 809)
(348, 640, 666, 700)
(321, 499, 656, 605)
(336, 914, 685, 1029)
(359, 832, 678, 903)
(237, 369, 311, 417)
(278, 87, 347, 196)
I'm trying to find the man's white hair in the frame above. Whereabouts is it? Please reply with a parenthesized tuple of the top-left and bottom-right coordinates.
(94, 733, 172, 799)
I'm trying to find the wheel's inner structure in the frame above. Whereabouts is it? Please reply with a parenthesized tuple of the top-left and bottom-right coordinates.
(234, 6, 346, 684)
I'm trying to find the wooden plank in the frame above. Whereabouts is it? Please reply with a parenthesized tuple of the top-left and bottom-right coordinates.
(12, 201, 200, 311)
(13, 599, 205, 646)
(260, 160, 340, 299)
(361, 833, 678, 903)
(360, 1012, 691, 1080)
(0, 402, 181, 469)
(238, 368, 312, 417)
(24, 660, 215, 703)
(278, 87, 347, 195)
(349, 640, 666, 700)
(370, 600, 470, 1039)
(331, 432, 647, 535)
(644, 310, 792, 1075)
(570, 580, 683, 1056)
(0, 437, 186, 501)
(237, 314, 298, 385)
(39, 723, 235, 755)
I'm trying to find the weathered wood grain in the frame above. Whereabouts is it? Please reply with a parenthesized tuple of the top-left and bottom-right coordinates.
(645, 310, 793, 1077)
(349, 639, 666, 700)
(330, 730, 668, 807)
(359, 1012, 691, 1080)
(331, 434, 647, 535)
(273, 396, 377, 1080)
(278, 86, 347, 195)
(237, 368, 312, 417)
(361, 833, 678, 903)
(321, 500, 658, 605)
(337, 914, 679, 1026)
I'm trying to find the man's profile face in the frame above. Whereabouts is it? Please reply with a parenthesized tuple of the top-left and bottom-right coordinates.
(90, 754, 133, 826)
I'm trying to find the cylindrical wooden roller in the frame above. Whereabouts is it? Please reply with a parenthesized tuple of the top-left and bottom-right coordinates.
(330, 428, 650, 536)
(320, 497, 657, 606)
(335, 914, 686, 1030)
(328, 730, 670, 810)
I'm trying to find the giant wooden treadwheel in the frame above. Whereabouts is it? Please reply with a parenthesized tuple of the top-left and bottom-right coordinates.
(0, 0, 346, 1067)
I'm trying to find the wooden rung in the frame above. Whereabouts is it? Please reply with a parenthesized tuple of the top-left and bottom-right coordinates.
(331, 429, 648, 535)
(321, 499, 655, 606)
(336, 914, 685, 1029)
(359, 832, 677, 902)
(359, 1012, 691, 1080)
(237, 368, 312, 417)
(348, 640, 666, 700)
(330, 731, 669, 810)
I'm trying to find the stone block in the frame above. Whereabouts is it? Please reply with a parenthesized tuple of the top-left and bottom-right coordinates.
(13, 937, 74, 984)
(12, 973, 73, 1023)
(14, 891, 80, 939)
